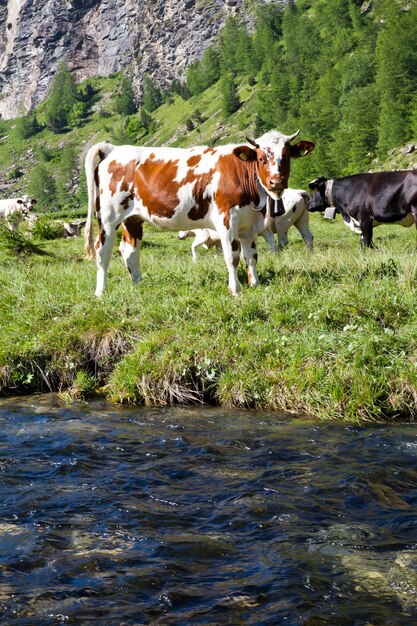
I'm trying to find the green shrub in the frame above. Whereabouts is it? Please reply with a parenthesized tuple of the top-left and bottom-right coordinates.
(30, 215, 64, 240)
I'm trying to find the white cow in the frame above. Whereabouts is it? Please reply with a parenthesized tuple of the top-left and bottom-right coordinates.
(0, 195, 37, 232)
(271, 188, 313, 251)
(178, 188, 313, 259)
(178, 228, 223, 261)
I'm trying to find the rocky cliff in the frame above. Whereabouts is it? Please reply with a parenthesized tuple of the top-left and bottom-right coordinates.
(0, 0, 279, 119)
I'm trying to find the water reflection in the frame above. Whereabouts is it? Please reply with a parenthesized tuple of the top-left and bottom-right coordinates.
(0, 396, 417, 624)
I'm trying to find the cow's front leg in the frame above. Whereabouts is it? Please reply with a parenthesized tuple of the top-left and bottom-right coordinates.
(241, 238, 259, 287)
(261, 227, 278, 252)
(119, 218, 143, 285)
(360, 217, 374, 248)
(217, 212, 241, 296)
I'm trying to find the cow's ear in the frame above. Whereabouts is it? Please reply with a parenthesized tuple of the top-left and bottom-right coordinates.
(233, 145, 257, 162)
(31, 199, 37, 204)
(309, 177, 326, 191)
(290, 140, 315, 158)
(16, 199, 24, 204)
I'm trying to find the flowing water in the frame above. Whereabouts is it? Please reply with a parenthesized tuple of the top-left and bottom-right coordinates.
(1, 396, 417, 625)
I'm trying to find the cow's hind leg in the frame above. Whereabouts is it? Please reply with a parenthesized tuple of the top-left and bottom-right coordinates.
(95, 225, 117, 297)
(119, 217, 143, 285)
(241, 238, 259, 287)
(294, 212, 314, 250)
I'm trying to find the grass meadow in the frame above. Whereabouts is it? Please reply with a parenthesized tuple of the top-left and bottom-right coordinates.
(1, 212, 417, 422)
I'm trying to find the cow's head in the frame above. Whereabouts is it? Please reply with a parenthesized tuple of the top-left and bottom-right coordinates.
(18, 195, 37, 215)
(178, 230, 193, 240)
(233, 130, 315, 200)
(307, 177, 328, 212)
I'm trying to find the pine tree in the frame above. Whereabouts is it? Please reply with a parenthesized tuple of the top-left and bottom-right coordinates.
(113, 75, 136, 115)
(376, 1, 417, 153)
(44, 62, 79, 133)
(28, 164, 57, 211)
(55, 146, 78, 208)
(142, 75, 162, 112)
(186, 48, 221, 96)
(221, 73, 241, 117)
(15, 114, 42, 139)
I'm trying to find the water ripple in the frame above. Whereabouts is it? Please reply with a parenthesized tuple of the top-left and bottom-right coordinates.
(0, 397, 416, 624)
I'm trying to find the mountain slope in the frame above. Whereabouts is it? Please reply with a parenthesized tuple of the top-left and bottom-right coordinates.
(0, 0, 281, 119)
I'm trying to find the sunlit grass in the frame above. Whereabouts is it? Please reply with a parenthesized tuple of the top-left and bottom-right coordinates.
(1, 214, 417, 421)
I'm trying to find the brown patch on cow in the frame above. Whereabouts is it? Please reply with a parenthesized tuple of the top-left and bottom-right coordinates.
(185, 169, 215, 220)
(215, 154, 259, 215)
(187, 155, 202, 168)
(149, 153, 156, 160)
(134, 158, 181, 218)
(134, 157, 215, 220)
(100, 188, 103, 195)
(95, 196, 100, 213)
(108, 159, 137, 196)
(204, 147, 215, 154)
(251, 241, 256, 249)
(95, 227, 106, 249)
(233, 255, 240, 268)
(231, 239, 240, 252)
(94, 165, 100, 187)
(121, 217, 143, 248)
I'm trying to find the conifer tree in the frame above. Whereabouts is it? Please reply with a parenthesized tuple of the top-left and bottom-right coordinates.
(142, 75, 162, 112)
(28, 164, 57, 211)
(375, 1, 417, 153)
(221, 73, 241, 117)
(113, 75, 136, 115)
(44, 62, 79, 133)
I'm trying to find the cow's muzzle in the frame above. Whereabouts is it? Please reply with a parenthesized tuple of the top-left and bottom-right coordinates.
(267, 177, 287, 194)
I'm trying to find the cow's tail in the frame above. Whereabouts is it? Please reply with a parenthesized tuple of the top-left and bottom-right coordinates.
(84, 141, 116, 259)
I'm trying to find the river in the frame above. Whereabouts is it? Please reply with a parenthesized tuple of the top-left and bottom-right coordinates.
(0, 396, 417, 624)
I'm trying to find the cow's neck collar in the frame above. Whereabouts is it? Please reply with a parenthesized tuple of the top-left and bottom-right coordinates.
(325, 179, 334, 207)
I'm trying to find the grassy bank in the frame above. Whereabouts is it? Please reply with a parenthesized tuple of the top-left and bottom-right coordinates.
(1, 214, 417, 422)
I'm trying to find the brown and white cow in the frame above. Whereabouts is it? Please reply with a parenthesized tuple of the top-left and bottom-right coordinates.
(0, 195, 37, 232)
(84, 130, 315, 296)
(178, 188, 313, 260)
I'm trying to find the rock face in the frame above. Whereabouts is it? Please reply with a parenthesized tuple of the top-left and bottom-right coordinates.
(0, 0, 280, 119)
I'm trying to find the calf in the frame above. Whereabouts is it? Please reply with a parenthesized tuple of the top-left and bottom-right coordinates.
(178, 229, 222, 261)
(178, 188, 313, 260)
(308, 172, 417, 247)
(0, 195, 37, 232)
(84, 130, 314, 296)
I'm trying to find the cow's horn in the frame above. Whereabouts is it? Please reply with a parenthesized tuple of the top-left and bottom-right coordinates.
(246, 137, 259, 148)
(287, 130, 300, 142)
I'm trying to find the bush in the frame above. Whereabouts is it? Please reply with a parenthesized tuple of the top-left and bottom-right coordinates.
(30, 215, 64, 240)
(0, 225, 46, 255)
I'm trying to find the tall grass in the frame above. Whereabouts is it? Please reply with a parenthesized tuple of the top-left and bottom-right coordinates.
(1, 215, 417, 421)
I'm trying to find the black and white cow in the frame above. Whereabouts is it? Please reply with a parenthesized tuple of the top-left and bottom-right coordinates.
(308, 171, 417, 247)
